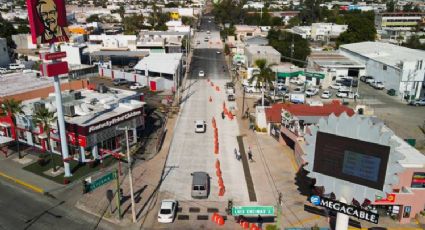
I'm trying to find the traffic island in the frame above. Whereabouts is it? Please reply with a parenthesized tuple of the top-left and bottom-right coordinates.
(22, 154, 116, 184)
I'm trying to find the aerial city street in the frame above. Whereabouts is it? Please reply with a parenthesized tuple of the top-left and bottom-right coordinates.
(0, 0, 425, 230)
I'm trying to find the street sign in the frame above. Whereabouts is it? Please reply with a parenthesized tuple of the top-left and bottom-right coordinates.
(231, 206, 275, 216)
(85, 171, 117, 192)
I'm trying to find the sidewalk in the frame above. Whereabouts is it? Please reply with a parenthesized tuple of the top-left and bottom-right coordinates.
(76, 113, 178, 227)
(233, 79, 329, 229)
(0, 150, 63, 194)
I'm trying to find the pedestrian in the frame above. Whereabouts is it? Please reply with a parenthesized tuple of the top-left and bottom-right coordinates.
(237, 151, 241, 161)
(234, 148, 237, 159)
(248, 149, 253, 162)
(257, 215, 263, 229)
(221, 111, 225, 119)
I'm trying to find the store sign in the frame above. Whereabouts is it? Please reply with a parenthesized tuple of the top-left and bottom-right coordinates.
(375, 193, 396, 203)
(40, 61, 69, 77)
(88, 110, 142, 133)
(39, 51, 67, 60)
(26, 0, 70, 44)
(311, 196, 379, 224)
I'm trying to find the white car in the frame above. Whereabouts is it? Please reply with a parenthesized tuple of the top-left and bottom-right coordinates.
(336, 92, 348, 98)
(157, 199, 177, 223)
(129, 82, 146, 90)
(216, 51, 221, 54)
(198, 70, 205, 77)
(195, 120, 206, 133)
(9, 63, 25, 70)
(244, 86, 259, 93)
(321, 90, 332, 99)
(329, 83, 343, 90)
(293, 87, 305, 93)
(372, 81, 385, 90)
(290, 78, 305, 86)
(305, 88, 319, 97)
(0, 67, 11, 74)
(206, 30, 211, 34)
(366, 77, 375, 85)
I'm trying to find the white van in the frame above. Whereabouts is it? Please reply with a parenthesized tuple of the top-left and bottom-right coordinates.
(9, 63, 25, 70)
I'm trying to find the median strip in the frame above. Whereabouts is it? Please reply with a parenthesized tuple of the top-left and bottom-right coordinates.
(0, 171, 44, 194)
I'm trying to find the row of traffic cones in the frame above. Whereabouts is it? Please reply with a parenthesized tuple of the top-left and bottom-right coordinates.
(211, 212, 225, 225)
(240, 221, 260, 229)
(215, 159, 226, 196)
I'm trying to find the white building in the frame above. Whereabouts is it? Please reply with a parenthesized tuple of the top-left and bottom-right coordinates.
(0, 38, 10, 68)
(88, 34, 137, 51)
(289, 26, 312, 39)
(340, 41, 425, 100)
(311, 23, 348, 41)
(245, 46, 281, 67)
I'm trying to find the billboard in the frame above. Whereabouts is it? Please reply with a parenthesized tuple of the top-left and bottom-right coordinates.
(313, 132, 390, 190)
(26, 0, 70, 44)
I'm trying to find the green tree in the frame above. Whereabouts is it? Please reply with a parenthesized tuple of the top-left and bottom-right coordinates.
(268, 29, 311, 67)
(402, 36, 425, 50)
(33, 108, 58, 172)
(386, 0, 395, 12)
(0, 15, 18, 48)
(86, 14, 100, 23)
(299, 0, 324, 25)
(0, 99, 24, 159)
(181, 16, 193, 26)
(123, 15, 145, 35)
(336, 14, 376, 47)
(250, 59, 276, 106)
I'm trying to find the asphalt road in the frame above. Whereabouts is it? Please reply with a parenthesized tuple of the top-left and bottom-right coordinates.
(0, 179, 119, 230)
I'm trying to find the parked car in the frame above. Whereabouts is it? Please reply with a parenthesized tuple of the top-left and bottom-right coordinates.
(191, 171, 210, 199)
(129, 82, 146, 90)
(112, 78, 128, 86)
(409, 98, 425, 106)
(329, 83, 343, 90)
(157, 199, 177, 223)
(244, 86, 260, 93)
(321, 90, 332, 99)
(289, 77, 304, 86)
(360, 75, 373, 82)
(0, 67, 11, 74)
(371, 81, 385, 90)
(341, 79, 358, 87)
(293, 87, 305, 93)
(227, 94, 235, 101)
(198, 70, 205, 77)
(387, 89, 396, 96)
(305, 88, 319, 97)
(9, 63, 25, 70)
(365, 77, 375, 85)
(194, 120, 206, 133)
(336, 92, 348, 98)
(216, 51, 221, 54)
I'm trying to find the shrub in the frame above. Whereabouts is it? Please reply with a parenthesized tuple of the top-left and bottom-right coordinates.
(261, 127, 267, 132)
(256, 127, 261, 132)
(266, 225, 278, 230)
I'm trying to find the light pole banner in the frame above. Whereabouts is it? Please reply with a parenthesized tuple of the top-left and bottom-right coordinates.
(26, 0, 70, 44)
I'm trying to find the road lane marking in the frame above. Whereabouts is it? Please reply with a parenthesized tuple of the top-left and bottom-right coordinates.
(0, 171, 44, 194)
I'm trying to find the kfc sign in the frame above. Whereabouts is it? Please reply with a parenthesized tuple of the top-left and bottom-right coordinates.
(26, 0, 70, 44)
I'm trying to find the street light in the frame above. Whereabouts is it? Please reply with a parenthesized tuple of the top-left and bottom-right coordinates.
(116, 126, 136, 223)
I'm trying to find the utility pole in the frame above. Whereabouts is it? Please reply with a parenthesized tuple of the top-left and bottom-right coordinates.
(117, 126, 136, 223)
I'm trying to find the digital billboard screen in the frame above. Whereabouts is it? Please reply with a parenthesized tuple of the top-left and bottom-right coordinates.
(313, 132, 390, 190)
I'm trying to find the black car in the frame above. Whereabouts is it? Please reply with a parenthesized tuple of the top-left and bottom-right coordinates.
(341, 79, 358, 87)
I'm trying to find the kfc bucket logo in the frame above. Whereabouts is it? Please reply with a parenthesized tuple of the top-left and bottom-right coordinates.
(27, 0, 70, 44)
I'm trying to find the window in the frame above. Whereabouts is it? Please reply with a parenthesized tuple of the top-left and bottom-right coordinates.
(411, 172, 425, 188)
(383, 65, 387, 70)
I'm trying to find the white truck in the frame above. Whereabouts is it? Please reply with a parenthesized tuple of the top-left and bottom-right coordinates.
(289, 93, 305, 104)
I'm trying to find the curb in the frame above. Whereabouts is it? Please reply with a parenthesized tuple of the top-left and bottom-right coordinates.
(0, 171, 44, 194)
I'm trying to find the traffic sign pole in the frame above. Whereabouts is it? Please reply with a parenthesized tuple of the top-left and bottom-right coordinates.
(115, 169, 122, 219)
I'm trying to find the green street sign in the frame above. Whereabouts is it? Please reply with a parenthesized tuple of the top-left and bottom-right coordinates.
(231, 206, 275, 216)
(86, 171, 117, 192)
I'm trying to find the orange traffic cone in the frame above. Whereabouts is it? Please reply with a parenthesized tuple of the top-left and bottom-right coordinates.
(218, 177, 224, 186)
(214, 144, 219, 154)
(207, 78, 210, 82)
(216, 86, 220, 91)
(211, 82, 214, 87)
(219, 186, 225, 196)
(217, 215, 225, 225)
(211, 212, 217, 222)
(216, 169, 222, 177)
(242, 221, 250, 229)
(250, 223, 259, 230)
(215, 159, 220, 169)
(209, 96, 212, 102)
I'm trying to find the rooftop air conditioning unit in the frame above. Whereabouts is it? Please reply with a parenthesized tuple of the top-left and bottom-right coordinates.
(63, 104, 76, 117)
(34, 101, 45, 112)
(73, 91, 82, 100)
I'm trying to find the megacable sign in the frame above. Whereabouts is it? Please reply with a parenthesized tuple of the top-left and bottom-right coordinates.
(311, 196, 379, 224)
(26, 0, 70, 44)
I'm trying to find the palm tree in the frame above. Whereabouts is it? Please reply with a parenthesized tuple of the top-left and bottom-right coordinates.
(249, 59, 276, 106)
(0, 99, 25, 159)
(33, 108, 58, 172)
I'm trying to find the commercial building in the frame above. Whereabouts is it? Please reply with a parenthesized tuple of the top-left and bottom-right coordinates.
(311, 23, 348, 41)
(0, 87, 145, 163)
(375, 12, 425, 32)
(340, 41, 425, 99)
(244, 45, 281, 67)
(234, 25, 268, 41)
(265, 102, 425, 224)
(307, 51, 365, 88)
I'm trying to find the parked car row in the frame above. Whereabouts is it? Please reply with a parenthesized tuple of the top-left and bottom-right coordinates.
(112, 78, 147, 89)
(360, 75, 385, 90)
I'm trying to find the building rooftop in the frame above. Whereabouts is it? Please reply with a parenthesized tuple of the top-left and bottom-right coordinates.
(90, 50, 149, 58)
(134, 53, 182, 75)
(340, 41, 425, 68)
(0, 72, 54, 98)
(308, 51, 365, 68)
(21, 88, 145, 127)
(245, 45, 281, 56)
(139, 30, 189, 36)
